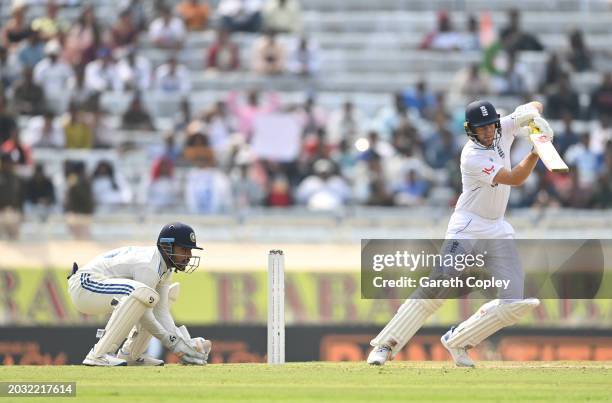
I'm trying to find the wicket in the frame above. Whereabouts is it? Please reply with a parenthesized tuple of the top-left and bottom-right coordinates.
(268, 250, 285, 364)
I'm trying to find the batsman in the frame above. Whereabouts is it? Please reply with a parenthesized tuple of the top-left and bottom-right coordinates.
(68, 222, 211, 366)
(368, 100, 552, 367)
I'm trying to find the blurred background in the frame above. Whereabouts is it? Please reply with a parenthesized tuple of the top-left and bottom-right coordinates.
(0, 0, 612, 365)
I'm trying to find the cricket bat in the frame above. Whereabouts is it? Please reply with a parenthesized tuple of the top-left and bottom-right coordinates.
(529, 121, 569, 173)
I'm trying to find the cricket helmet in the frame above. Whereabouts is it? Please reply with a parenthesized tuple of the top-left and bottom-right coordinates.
(157, 222, 202, 273)
(464, 100, 501, 149)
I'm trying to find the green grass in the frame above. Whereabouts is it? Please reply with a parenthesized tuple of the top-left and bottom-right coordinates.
(1, 362, 611, 402)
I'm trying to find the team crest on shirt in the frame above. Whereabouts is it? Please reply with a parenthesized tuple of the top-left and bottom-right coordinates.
(190, 232, 196, 243)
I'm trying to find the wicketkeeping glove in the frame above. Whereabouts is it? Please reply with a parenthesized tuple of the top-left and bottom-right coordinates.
(164, 333, 207, 363)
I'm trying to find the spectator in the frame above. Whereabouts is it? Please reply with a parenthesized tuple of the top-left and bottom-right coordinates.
(252, 30, 286, 75)
(111, 9, 140, 49)
(450, 63, 491, 99)
(121, 0, 148, 32)
(556, 112, 580, 158)
(31, 0, 68, 41)
(25, 163, 55, 210)
(206, 29, 240, 72)
(499, 9, 544, 52)
(176, 0, 210, 31)
(145, 157, 180, 211)
(393, 168, 429, 206)
(68, 66, 97, 110)
(589, 73, 612, 119)
(63, 103, 94, 149)
(2, 2, 30, 49)
(420, 10, 465, 51)
(327, 100, 366, 146)
(148, 6, 187, 49)
(230, 150, 265, 208)
(354, 152, 393, 206)
(298, 95, 327, 137)
(0, 154, 24, 239)
(24, 110, 64, 148)
(159, 132, 183, 162)
(62, 5, 100, 67)
(301, 127, 331, 174)
(64, 160, 94, 239)
(0, 46, 21, 90)
(592, 145, 612, 208)
(545, 74, 581, 119)
(183, 131, 213, 164)
(373, 92, 422, 140)
(1, 128, 33, 166)
(287, 36, 320, 76)
(218, 0, 263, 33)
(402, 80, 436, 120)
(227, 90, 279, 139)
(565, 132, 600, 190)
(566, 29, 592, 72)
(116, 48, 152, 91)
(540, 52, 565, 93)
(205, 100, 237, 151)
(12, 67, 46, 116)
(263, 0, 302, 33)
(122, 93, 155, 131)
(296, 158, 351, 211)
(91, 160, 133, 207)
(18, 29, 46, 69)
(424, 117, 456, 169)
(266, 165, 292, 207)
(154, 56, 191, 96)
(84, 48, 122, 92)
(33, 40, 75, 112)
(492, 52, 529, 96)
(589, 114, 612, 157)
(185, 149, 233, 213)
(0, 96, 17, 146)
(461, 14, 480, 51)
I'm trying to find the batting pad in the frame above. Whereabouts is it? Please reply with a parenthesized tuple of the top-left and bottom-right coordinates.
(445, 298, 540, 349)
(121, 324, 153, 360)
(371, 298, 443, 356)
(93, 286, 159, 356)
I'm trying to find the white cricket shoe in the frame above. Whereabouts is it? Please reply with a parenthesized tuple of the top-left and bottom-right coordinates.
(441, 328, 475, 368)
(117, 350, 164, 366)
(82, 349, 127, 367)
(367, 345, 392, 366)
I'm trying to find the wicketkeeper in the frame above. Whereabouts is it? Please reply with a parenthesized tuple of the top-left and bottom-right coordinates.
(68, 222, 211, 366)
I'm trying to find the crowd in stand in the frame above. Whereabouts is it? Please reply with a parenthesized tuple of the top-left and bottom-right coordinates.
(0, 0, 611, 239)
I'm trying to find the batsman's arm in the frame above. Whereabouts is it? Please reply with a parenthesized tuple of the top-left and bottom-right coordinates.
(492, 150, 539, 186)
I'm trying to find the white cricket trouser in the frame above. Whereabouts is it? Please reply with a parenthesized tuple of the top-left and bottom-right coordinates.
(68, 271, 147, 315)
(444, 210, 524, 300)
(370, 210, 526, 351)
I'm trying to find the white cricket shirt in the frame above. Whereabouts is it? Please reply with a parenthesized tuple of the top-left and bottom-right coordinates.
(454, 113, 523, 220)
(79, 246, 172, 289)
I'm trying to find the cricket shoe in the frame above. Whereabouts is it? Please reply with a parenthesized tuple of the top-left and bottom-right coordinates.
(117, 350, 164, 366)
(441, 328, 475, 368)
(82, 349, 127, 366)
(367, 345, 392, 366)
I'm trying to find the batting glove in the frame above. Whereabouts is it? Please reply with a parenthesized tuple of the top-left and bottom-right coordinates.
(531, 116, 554, 141)
(512, 104, 541, 127)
